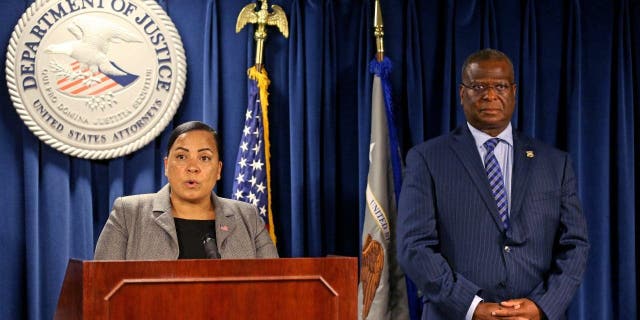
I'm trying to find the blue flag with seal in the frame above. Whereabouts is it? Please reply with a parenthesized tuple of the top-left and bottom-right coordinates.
(358, 57, 411, 320)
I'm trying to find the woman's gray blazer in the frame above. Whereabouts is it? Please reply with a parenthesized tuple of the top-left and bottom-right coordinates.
(94, 184, 278, 260)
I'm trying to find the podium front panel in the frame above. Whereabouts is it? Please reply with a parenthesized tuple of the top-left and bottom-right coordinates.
(55, 257, 356, 320)
(106, 276, 338, 319)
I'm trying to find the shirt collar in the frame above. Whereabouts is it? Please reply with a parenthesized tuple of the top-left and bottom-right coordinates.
(467, 122, 513, 150)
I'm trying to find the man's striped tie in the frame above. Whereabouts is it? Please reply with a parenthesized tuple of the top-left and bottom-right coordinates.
(484, 138, 510, 229)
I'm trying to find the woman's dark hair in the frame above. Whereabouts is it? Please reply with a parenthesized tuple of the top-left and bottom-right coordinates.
(166, 121, 221, 157)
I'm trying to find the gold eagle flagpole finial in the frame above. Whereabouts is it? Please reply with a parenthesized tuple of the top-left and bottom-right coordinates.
(374, 0, 384, 62)
(236, 0, 289, 72)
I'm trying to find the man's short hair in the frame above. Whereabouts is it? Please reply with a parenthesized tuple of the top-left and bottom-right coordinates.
(461, 48, 514, 82)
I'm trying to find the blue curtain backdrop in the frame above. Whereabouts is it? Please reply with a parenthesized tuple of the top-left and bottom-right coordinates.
(0, 0, 637, 319)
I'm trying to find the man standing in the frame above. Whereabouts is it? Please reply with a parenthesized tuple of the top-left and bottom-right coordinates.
(396, 48, 589, 320)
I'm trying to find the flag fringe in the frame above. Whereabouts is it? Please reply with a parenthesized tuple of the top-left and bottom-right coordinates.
(247, 66, 276, 244)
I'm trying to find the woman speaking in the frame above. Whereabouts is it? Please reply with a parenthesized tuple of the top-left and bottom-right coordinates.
(94, 121, 278, 260)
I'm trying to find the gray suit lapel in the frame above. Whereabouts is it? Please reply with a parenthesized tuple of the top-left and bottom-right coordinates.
(450, 126, 507, 232)
(151, 184, 179, 248)
(212, 194, 237, 257)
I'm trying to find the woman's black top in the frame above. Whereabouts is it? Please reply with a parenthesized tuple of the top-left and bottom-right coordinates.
(174, 217, 216, 259)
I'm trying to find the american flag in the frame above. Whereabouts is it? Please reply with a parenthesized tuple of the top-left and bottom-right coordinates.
(232, 77, 271, 233)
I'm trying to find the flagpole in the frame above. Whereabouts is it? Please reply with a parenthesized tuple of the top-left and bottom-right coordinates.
(372, 3, 422, 318)
(234, 1, 289, 244)
(374, 0, 384, 62)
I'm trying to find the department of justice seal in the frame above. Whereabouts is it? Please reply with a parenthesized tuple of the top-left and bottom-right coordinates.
(5, 0, 186, 159)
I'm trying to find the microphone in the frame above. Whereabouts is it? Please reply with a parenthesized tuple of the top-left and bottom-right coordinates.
(202, 232, 220, 259)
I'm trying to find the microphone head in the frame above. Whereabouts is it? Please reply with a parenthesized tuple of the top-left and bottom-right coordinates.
(202, 232, 220, 259)
(201, 232, 215, 244)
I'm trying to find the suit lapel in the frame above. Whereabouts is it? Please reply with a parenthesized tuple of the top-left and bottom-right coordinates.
(212, 194, 237, 257)
(151, 184, 179, 252)
(509, 133, 534, 222)
(449, 126, 506, 231)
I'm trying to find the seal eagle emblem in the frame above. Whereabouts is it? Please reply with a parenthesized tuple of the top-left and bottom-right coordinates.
(360, 234, 384, 319)
(46, 15, 142, 92)
(5, 0, 187, 159)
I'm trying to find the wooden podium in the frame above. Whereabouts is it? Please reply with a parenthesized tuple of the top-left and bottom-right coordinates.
(55, 257, 357, 319)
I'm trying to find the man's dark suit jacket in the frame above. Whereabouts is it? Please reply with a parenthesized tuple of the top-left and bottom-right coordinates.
(396, 125, 589, 320)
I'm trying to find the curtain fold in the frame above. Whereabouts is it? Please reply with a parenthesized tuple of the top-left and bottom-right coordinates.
(0, 0, 637, 319)
(301, 0, 327, 257)
(404, 0, 426, 145)
(517, 0, 537, 135)
(287, 0, 306, 257)
(610, 0, 636, 318)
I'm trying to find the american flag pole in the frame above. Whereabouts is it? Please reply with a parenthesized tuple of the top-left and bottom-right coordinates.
(234, 0, 288, 245)
(231, 67, 276, 243)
